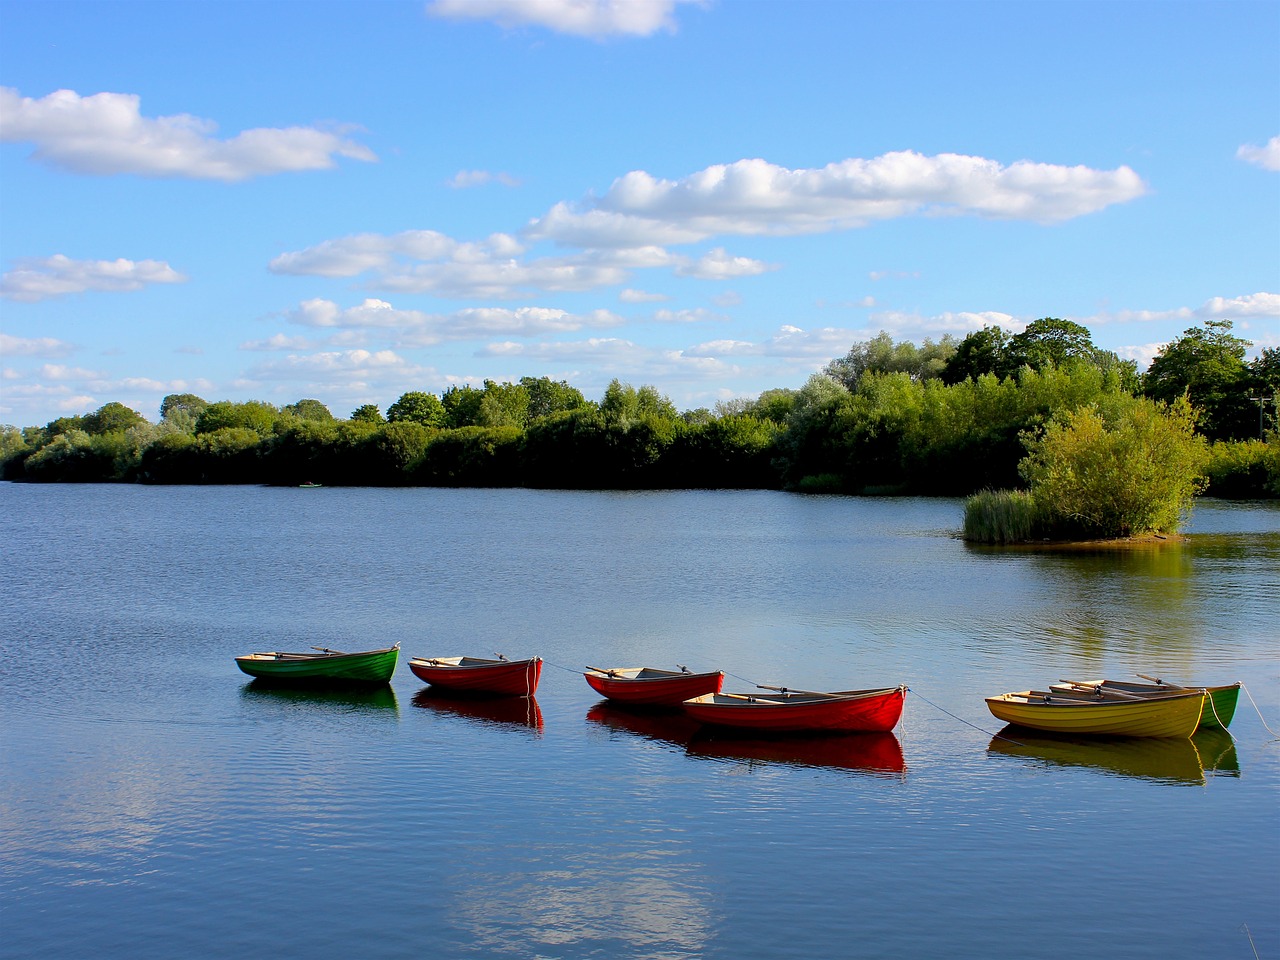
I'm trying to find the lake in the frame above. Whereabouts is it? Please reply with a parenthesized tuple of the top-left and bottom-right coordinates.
(1, 484, 1276, 960)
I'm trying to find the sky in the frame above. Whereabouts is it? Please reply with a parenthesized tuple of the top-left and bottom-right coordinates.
(1, 0, 1277, 428)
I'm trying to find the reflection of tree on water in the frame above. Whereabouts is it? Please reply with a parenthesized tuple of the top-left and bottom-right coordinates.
(1009, 528, 1280, 665)
(411, 689, 543, 731)
(987, 726, 1240, 785)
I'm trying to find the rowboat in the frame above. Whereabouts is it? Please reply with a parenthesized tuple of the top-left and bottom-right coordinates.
(1049, 677, 1241, 730)
(682, 685, 906, 734)
(985, 688, 1205, 738)
(235, 644, 399, 684)
(584, 665, 724, 705)
(407, 655, 542, 696)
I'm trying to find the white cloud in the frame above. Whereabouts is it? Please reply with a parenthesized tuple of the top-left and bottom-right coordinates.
(425, 0, 698, 39)
(268, 231, 467, 277)
(448, 169, 521, 188)
(246, 349, 420, 385)
(1086, 291, 1280, 326)
(675, 247, 776, 280)
(653, 307, 727, 324)
(1, 254, 187, 302)
(527, 152, 1147, 248)
(0, 333, 75, 358)
(0, 87, 376, 181)
(620, 288, 669, 303)
(277, 297, 624, 346)
(1237, 136, 1280, 172)
(40, 363, 106, 381)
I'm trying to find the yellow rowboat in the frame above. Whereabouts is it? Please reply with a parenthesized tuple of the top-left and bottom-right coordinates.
(985, 689, 1205, 738)
(1048, 678, 1241, 730)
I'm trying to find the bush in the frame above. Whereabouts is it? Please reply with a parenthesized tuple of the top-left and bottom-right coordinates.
(1019, 397, 1208, 538)
(1203, 439, 1280, 499)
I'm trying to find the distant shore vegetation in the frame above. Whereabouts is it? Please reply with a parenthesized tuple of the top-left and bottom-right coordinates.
(3, 319, 1277, 542)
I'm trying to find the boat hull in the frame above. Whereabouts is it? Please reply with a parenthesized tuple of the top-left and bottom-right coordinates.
(682, 686, 906, 733)
(408, 656, 542, 696)
(585, 667, 724, 705)
(1052, 679, 1240, 730)
(235, 646, 399, 684)
(986, 689, 1204, 738)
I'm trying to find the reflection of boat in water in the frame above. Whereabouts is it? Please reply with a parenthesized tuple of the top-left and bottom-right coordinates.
(241, 679, 400, 714)
(687, 730, 906, 778)
(585, 701, 702, 747)
(987, 726, 1239, 784)
(411, 689, 543, 731)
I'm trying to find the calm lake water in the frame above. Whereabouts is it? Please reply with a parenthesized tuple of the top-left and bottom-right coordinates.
(1, 484, 1276, 960)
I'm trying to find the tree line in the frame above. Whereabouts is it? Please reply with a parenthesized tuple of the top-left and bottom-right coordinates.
(3, 320, 1278, 535)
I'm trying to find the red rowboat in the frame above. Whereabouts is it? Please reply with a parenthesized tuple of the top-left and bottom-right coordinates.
(407, 655, 542, 696)
(584, 665, 724, 705)
(682, 685, 906, 733)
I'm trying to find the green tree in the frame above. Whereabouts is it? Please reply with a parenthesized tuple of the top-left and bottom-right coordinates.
(160, 393, 209, 423)
(284, 398, 335, 422)
(941, 325, 1011, 384)
(1002, 318, 1099, 376)
(440, 385, 486, 428)
(195, 401, 279, 438)
(826, 331, 956, 389)
(82, 402, 147, 435)
(350, 403, 386, 424)
(386, 391, 445, 428)
(1019, 397, 1208, 538)
(476, 380, 530, 428)
(520, 376, 589, 420)
(599, 380, 678, 427)
(1142, 319, 1254, 440)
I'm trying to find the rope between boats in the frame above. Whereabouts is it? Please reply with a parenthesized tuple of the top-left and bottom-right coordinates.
(907, 688, 1026, 747)
(1239, 682, 1280, 741)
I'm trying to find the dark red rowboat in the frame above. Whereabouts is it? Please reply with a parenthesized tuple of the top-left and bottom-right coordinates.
(407, 655, 542, 696)
(584, 665, 724, 705)
(682, 685, 906, 733)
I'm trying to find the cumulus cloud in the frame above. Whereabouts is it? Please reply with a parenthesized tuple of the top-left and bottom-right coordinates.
(1, 254, 187, 302)
(0, 333, 75, 358)
(1087, 291, 1280, 326)
(425, 0, 698, 38)
(246, 349, 420, 386)
(276, 297, 625, 346)
(0, 87, 376, 181)
(1237, 136, 1280, 172)
(270, 230, 642, 298)
(448, 169, 521, 188)
(653, 307, 727, 324)
(527, 152, 1147, 248)
(620, 288, 669, 303)
(675, 247, 776, 280)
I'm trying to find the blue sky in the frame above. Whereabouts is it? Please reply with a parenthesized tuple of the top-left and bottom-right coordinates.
(2, 0, 1277, 427)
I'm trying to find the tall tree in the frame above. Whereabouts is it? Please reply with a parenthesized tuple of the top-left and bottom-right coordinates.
(826, 331, 956, 389)
(284, 399, 335, 422)
(1002, 318, 1099, 375)
(81, 402, 146, 435)
(349, 403, 386, 424)
(386, 391, 445, 428)
(1142, 319, 1254, 440)
(941, 326, 1011, 384)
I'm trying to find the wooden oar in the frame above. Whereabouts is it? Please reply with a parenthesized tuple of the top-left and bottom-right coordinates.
(1136, 673, 1186, 688)
(311, 646, 346, 655)
(585, 665, 620, 677)
(755, 683, 836, 698)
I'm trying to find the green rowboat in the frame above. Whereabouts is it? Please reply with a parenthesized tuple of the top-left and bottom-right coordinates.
(235, 644, 399, 684)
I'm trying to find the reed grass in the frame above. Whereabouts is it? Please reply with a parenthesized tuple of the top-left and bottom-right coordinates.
(962, 489, 1043, 543)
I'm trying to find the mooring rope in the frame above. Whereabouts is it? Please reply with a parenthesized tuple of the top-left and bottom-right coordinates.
(907, 688, 1026, 746)
(1239, 682, 1279, 741)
